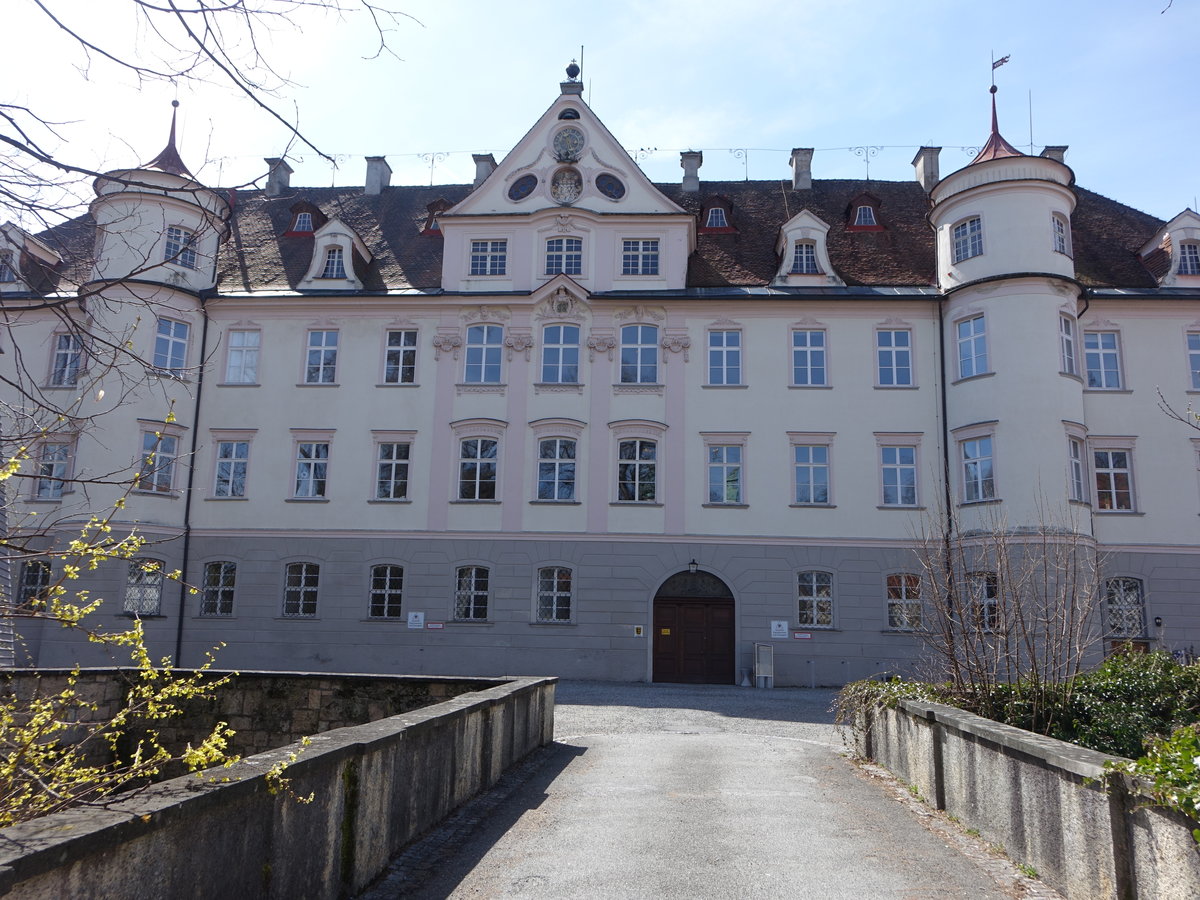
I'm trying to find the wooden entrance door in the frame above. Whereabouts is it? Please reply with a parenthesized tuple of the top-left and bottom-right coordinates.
(653, 598, 735, 684)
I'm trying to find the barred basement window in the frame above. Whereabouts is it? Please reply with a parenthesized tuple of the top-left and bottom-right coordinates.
(886, 574, 922, 630)
(201, 561, 236, 616)
(369, 564, 404, 618)
(797, 571, 833, 627)
(536, 566, 573, 622)
(124, 559, 164, 615)
(283, 562, 320, 617)
(1105, 577, 1146, 638)
(455, 566, 489, 620)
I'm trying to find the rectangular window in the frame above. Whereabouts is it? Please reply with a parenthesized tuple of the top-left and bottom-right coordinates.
(797, 571, 833, 628)
(459, 438, 498, 500)
(967, 572, 999, 631)
(707, 445, 742, 504)
(1188, 332, 1200, 390)
(1060, 316, 1077, 376)
(617, 439, 656, 502)
(1084, 331, 1122, 389)
(961, 436, 995, 503)
(1180, 243, 1200, 276)
(791, 330, 827, 386)
(464, 324, 503, 384)
(369, 564, 404, 618)
(320, 247, 346, 279)
(124, 559, 164, 615)
(541, 324, 580, 384)
(1068, 438, 1086, 502)
(0, 251, 16, 283)
(454, 566, 489, 620)
(536, 566, 573, 622)
(213, 440, 249, 498)
(952, 216, 983, 262)
(886, 574, 922, 630)
(376, 442, 410, 500)
(294, 442, 329, 498)
(140, 431, 178, 493)
(545, 237, 583, 275)
(1105, 577, 1146, 637)
(283, 562, 319, 617)
(793, 445, 830, 505)
(305, 330, 338, 384)
(620, 324, 659, 384)
(384, 330, 417, 384)
(537, 438, 576, 501)
(164, 226, 197, 269)
(50, 334, 83, 387)
(707, 330, 741, 385)
(877, 330, 912, 386)
(200, 561, 236, 616)
(791, 242, 818, 274)
(34, 441, 71, 500)
(153, 318, 189, 376)
(956, 316, 988, 379)
(224, 330, 260, 384)
(470, 240, 507, 276)
(621, 239, 659, 276)
(881, 445, 917, 506)
(1094, 449, 1133, 511)
(1052, 215, 1070, 255)
(18, 561, 51, 607)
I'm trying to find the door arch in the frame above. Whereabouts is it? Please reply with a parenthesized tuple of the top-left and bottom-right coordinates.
(652, 570, 735, 684)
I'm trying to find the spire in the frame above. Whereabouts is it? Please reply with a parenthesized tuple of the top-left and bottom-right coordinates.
(969, 85, 1023, 166)
(145, 100, 193, 177)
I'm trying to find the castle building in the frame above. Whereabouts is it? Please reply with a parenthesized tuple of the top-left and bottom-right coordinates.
(3, 73, 1198, 685)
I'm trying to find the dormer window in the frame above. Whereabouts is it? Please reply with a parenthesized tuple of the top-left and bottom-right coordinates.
(699, 198, 735, 234)
(706, 208, 728, 228)
(0, 251, 15, 283)
(320, 247, 346, 279)
(792, 242, 819, 274)
(774, 209, 841, 286)
(845, 193, 884, 232)
(422, 198, 450, 235)
(1180, 242, 1200, 275)
(164, 226, 197, 269)
(853, 206, 876, 227)
(294, 212, 313, 233)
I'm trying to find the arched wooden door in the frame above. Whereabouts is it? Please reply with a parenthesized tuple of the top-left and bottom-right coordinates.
(652, 571, 735, 684)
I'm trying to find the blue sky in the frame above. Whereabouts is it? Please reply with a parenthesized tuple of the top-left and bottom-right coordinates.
(5, 0, 1198, 220)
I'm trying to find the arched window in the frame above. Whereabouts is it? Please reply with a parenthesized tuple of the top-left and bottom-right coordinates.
(705, 207, 728, 228)
(853, 205, 877, 227)
(791, 242, 819, 274)
(319, 247, 346, 279)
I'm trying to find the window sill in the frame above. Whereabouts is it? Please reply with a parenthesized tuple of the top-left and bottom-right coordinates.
(874, 384, 919, 390)
(610, 501, 663, 507)
(959, 498, 1002, 507)
(375, 382, 420, 388)
(446, 620, 494, 627)
(367, 498, 412, 504)
(1094, 509, 1145, 516)
(794, 625, 838, 632)
(149, 371, 192, 383)
(788, 384, 832, 390)
(196, 614, 236, 620)
(41, 383, 83, 391)
(26, 498, 64, 505)
(132, 489, 181, 499)
(295, 382, 340, 388)
(119, 613, 165, 619)
(703, 384, 748, 389)
(529, 500, 581, 506)
(1083, 388, 1133, 394)
(451, 499, 501, 504)
(362, 617, 406, 623)
(702, 503, 748, 509)
(205, 496, 249, 501)
(285, 497, 330, 503)
(951, 372, 995, 386)
(880, 628, 922, 636)
(1059, 371, 1083, 384)
(534, 382, 584, 394)
(877, 505, 925, 511)
(218, 382, 261, 388)
(457, 383, 507, 395)
(790, 503, 836, 509)
(276, 615, 321, 621)
(531, 621, 576, 627)
(612, 383, 664, 394)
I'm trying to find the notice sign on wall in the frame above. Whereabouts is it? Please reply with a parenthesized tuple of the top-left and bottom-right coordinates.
(407, 612, 425, 629)
(770, 620, 789, 639)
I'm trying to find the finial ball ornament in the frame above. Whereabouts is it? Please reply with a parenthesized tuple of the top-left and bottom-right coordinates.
(171, 99, 180, 108)
(566, 60, 580, 80)
(989, 84, 997, 94)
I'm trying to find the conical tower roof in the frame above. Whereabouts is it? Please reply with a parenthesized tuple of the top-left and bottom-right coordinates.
(969, 87, 1024, 166)
(144, 100, 193, 177)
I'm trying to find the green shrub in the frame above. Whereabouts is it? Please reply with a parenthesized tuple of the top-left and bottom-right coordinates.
(1109, 722, 1200, 842)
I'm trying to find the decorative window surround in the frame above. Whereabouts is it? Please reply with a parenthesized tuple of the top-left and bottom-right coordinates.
(953, 420, 998, 504)
(875, 432, 923, 508)
(788, 431, 835, 506)
(609, 419, 667, 504)
(299, 218, 372, 290)
(136, 417, 187, 496)
(774, 210, 842, 285)
(1090, 434, 1137, 513)
(701, 432, 749, 506)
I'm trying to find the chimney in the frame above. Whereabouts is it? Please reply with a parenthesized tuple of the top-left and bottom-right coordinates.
(1040, 145, 1068, 163)
(680, 151, 703, 192)
(911, 146, 941, 193)
(365, 156, 392, 195)
(472, 153, 497, 188)
(790, 148, 813, 191)
(264, 157, 293, 197)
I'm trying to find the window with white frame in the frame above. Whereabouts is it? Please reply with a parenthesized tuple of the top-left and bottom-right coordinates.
(200, 561, 236, 616)
(961, 436, 995, 503)
(1094, 448, 1133, 511)
(213, 440, 249, 497)
(537, 438, 576, 501)
(50, 334, 83, 387)
(376, 442, 410, 500)
(1084, 331, 1122, 389)
(470, 240, 507, 276)
(384, 330, 418, 384)
(617, 439, 657, 502)
(791, 330, 827, 386)
(369, 564, 404, 618)
(0, 250, 16, 282)
(283, 562, 319, 617)
(304, 330, 338, 384)
(319, 246, 346, 279)
(293, 211, 313, 233)
(706, 444, 743, 504)
(139, 430, 178, 493)
(854, 206, 877, 227)
(458, 438, 498, 500)
(34, 441, 71, 500)
(545, 237, 583, 276)
(1052, 214, 1071, 255)
(793, 444, 830, 505)
(464, 324, 503, 384)
(536, 566, 573, 622)
(294, 441, 329, 498)
(621, 239, 659, 276)
(541, 325, 580, 384)
(164, 226, 197, 269)
(153, 318, 189, 376)
(705, 207, 729, 228)
(1068, 437, 1086, 503)
(886, 573, 922, 630)
(707, 330, 741, 385)
(1105, 577, 1146, 638)
(1060, 316, 1077, 376)
(1179, 242, 1200, 276)
(797, 571, 833, 628)
(124, 559, 163, 615)
(877, 330, 912, 386)
(620, 324, 659, 384)
(454, 566, 489, 620)
(791, 242, 819, 274)
(956, 315, 988, 379)
(1187, 332, 1200, 390)
(880, 445, 917, 506)
(967, 572, 999, 631)
(952, 216, 983, 262)
(224, 330, 260, 384)
(18, 560, 51, 607)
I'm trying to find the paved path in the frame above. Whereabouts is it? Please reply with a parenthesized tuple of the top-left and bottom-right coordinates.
(362, 681, 1056, 899)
